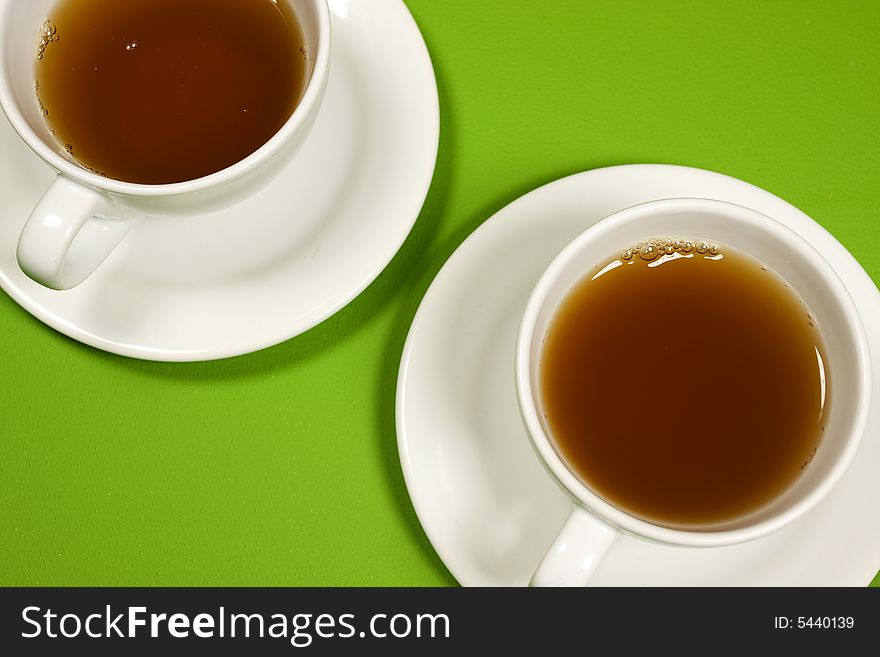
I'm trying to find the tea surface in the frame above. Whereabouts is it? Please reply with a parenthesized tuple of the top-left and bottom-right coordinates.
(35, 0, 306, 184)
(540, 240, 828, 527)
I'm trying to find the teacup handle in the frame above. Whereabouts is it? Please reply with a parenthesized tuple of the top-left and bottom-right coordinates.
(17, 175, 137, 290)
(530, 506, 620, 587)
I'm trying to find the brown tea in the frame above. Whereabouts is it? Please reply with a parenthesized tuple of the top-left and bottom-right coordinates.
(540, 239, 828, 527)
(34, 0, 306, 184)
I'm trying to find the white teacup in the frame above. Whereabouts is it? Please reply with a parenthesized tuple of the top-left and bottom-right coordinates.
(516, 198, 871, 586)
(0, 0, 330, 290)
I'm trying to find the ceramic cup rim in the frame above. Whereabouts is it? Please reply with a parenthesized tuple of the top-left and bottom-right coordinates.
(0, 0, 331, 197)
(515, 197, 872, 548)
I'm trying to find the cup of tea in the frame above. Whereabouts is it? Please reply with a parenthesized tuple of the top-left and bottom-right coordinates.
(0, 0, 330, 289)
(515, 198, 871, 586)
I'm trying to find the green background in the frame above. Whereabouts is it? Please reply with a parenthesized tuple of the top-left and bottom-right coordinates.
(1, 0, 878, 586)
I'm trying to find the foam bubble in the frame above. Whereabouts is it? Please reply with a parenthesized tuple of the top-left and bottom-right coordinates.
(638, 243, 659, 261)
(36, 20, 57, 60)
(617, 237, 722, 264)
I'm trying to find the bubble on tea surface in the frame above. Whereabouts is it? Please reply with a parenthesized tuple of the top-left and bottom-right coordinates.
(638, 243, 659, 261)
(80, 162, 108, 177)
(125, 41, 139, 52)
(36, 20, 57, 60)
(615, 237, 724, 268)
(801, 446, 818, 471)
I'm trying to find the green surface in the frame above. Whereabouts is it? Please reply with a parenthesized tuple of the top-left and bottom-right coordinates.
(1, 0, 879, 586)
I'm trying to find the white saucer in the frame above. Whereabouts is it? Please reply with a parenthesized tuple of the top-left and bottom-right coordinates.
(0, 0, 438, 361)
(397, 164, 880, 586)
